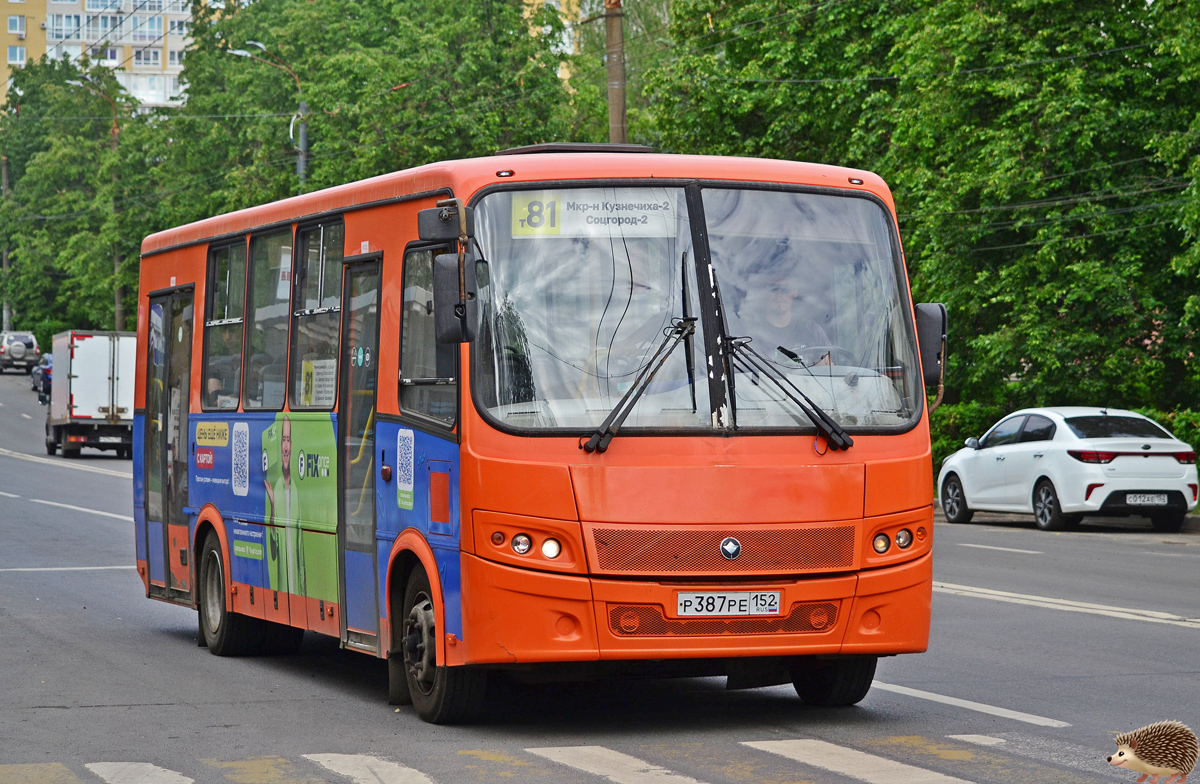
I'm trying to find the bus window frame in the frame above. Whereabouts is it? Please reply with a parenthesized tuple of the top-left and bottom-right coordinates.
(288, 217, 346, 413)
(465, 178, 923, 440)
(242, 226, 297, 413)
(397, 240, 460, 435)
(200, 236, 249, 413)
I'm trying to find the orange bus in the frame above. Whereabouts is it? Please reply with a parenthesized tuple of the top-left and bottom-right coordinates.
(134, 144, 947, 723)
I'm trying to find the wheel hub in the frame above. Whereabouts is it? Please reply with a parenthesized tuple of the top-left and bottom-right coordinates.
(404, 594, 437, 694)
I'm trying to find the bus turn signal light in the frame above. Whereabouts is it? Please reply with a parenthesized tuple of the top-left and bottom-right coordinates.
(490, 531, 505, 546)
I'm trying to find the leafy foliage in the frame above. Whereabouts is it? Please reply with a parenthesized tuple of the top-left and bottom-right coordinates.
(4, 0, 1200, 463)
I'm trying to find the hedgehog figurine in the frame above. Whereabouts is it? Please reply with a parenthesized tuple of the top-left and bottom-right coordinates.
(1107, 721, 1198, 783)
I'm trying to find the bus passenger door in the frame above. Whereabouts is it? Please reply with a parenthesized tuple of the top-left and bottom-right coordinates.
(337, 258, 382, 652)
(144, 288, 194, 604)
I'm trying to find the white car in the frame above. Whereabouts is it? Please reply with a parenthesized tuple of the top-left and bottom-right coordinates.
(938, 407, 1197, 532)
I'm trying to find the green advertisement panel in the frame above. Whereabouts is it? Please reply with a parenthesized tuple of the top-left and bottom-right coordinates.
(262, 413, 339, 602)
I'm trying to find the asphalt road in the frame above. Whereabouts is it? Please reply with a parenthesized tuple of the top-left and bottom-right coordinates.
(1, 369, 1197, 784)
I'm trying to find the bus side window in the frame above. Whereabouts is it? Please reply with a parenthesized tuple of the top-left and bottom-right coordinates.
(289, 221, 343, 410)
(243, 230, 294, 410)
(399, 247, 456, 426)
(202, 241, 247, 410)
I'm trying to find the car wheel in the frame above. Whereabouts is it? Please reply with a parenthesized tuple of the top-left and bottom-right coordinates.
(941, 474, 974, 523)
(1150, 513, 1186, 533)
(1033, 480, 1068, 531)
(790, 655, 877, 706)
(402, 566, 487, 724)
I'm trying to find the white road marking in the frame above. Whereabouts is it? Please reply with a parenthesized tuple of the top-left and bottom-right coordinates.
(934, 581, 1200, 629)
(744, 739, 973, 784)
(947, 735, 1007, 747)
(0, 446, 131, 478)
(1139, 550, 1200, 557)
(20, 412, 31, 419)
(0, 565, 132, 572)
(86, 762, 194, 784)
(957, 543, 1042, 554)
(527, 746, 708, 784)
(0, 490, 19, 498)
(961, 731, 1137, 778)
(30, 499, 133, 522)
(304, 754, 436, 784)
(872, 681, 1070, 727)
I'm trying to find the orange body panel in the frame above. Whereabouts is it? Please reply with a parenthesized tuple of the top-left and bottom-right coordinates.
(841, 551, 932, 654)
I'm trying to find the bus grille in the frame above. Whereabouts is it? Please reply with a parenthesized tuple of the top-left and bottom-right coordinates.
(588, 525, 856, 574)
(608, 602, 839, 636)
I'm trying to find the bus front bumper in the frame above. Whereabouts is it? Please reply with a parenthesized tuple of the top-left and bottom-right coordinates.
(459, 551, 930, 665)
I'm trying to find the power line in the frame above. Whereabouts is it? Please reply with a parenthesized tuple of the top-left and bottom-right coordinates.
(969, 219, 1176, 252)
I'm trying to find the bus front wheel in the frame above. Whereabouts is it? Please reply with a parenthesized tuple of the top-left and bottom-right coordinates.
(790, 655, 877, 707)
(401, 567, 487, 724)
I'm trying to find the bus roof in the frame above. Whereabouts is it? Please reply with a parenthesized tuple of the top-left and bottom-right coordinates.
(140, 152, 893, 258)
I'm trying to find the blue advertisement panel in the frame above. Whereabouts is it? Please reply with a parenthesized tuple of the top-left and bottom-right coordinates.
(376, 420, 462, 640)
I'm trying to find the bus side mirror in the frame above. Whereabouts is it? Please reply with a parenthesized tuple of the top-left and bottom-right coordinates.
(418, 204, 474, 242)
(433, 251, 478, 343)
(915, 302, 947, 389)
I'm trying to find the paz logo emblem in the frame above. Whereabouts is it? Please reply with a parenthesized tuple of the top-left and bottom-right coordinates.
(720, 537, 741, 560)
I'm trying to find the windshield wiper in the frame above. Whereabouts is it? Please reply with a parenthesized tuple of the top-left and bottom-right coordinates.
(728, 338, 853, 451)
(582, 317, 697, 453)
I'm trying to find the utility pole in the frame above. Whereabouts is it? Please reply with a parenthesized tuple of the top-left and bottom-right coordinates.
(605, 0, 627, 144)
(108, 103, 121, 332)
(2, 153, 10, 332)
(229, 43, 307, 193)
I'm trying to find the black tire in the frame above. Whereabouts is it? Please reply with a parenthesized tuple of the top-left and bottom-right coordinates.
(45, 438, 57, 456)
(402, 567, 487, 723)
(1033, 480, 1067, 531)
(1151, 513, 1186, 533)
(941, 474, 973, 523)
(198, 532, 263, 656)
(790, 656, 877, 706)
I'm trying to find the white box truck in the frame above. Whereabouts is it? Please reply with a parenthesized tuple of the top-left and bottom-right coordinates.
(46, 330, 136, 458)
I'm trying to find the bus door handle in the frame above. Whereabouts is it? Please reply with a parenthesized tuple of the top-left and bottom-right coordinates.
(380, 450, 392, 483)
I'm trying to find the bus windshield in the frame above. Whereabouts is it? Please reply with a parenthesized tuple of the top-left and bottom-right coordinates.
(473, 185, 920, 433)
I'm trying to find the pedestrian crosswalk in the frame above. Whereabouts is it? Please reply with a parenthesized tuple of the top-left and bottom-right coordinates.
(0, 734, 1114, 784)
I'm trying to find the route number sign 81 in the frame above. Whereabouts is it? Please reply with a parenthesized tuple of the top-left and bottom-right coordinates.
(512, 192, 561, 236)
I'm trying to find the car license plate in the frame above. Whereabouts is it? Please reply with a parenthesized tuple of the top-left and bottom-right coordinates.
(676, 591, 780, 617)
(1127, 493, 1168, 506)
(99, 436, 123, 443)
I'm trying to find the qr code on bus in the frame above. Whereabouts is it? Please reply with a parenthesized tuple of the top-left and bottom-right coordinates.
(397, 429, 415, 491)
(232, 422, 249, 497)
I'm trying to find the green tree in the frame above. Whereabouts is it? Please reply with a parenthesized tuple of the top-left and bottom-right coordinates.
(647, 0, 1200, 455)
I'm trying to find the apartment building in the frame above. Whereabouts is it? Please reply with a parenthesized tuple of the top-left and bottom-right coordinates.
(4, 0, 196, 107)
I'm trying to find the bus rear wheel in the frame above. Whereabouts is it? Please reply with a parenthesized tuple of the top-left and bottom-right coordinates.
(401, 567, 487, 724)
(790, 655, 877, 707)
(198, 533, 263, 656)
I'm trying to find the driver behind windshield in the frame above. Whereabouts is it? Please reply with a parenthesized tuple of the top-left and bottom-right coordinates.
(721, 239, 835, 367)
